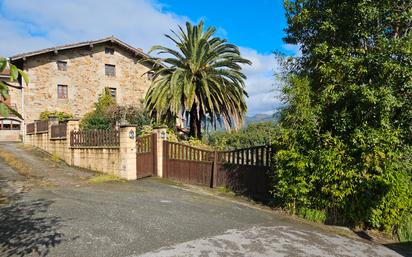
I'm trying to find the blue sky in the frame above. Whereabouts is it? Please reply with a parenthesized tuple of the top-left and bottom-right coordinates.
(159, 1, 290, 55)
(0, 0, 296, 115)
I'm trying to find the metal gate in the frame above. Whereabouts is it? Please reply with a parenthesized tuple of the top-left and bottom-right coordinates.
(136, 133, 157, 179)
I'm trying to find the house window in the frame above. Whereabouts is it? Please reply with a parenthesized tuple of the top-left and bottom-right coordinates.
(105, 48, 114, 55)
(57, 84, 68, 99)
(57, 61, 67, 71)
(106, 87, 117, 100)
(105, 64, 116, 77)
(0, 119, 20, 130)
(147, 71, 155, 81)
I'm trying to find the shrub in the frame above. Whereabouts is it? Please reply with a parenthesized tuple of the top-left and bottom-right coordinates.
(207, 121, 278, 150)
(272, 76, 412, 237)
(105, 104, 151, 129)
(39, 111, 73, 122)
(80, 89, 115, 130)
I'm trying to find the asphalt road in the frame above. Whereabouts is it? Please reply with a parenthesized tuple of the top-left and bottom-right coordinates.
(0, 143, 405, 257)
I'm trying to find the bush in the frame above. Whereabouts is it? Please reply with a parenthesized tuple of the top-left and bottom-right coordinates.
(207, 122, 278, 150)
(39, 111, 73, 122)
(272, 76, 412, 238)
(80, 89, 115, 130)
(105, 105, 151, 129)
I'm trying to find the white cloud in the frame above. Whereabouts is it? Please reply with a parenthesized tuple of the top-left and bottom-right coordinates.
(0, 0, 188, 55)
(239, 47, 282, 115)
(0, 0, 281, 115)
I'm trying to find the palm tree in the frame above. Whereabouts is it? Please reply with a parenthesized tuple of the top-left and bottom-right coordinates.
(143, 21, 251, 139)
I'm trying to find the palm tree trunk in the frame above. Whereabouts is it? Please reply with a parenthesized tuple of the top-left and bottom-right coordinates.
(189, 106, 202, 139)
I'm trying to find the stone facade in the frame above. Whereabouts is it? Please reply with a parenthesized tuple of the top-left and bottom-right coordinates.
(21, 42, 152, 122)
(1, 37, 154, 141)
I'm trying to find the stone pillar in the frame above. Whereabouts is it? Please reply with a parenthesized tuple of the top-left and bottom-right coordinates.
(119, 125, 137, 180)
(153, 126, 167, 178)
(66, 118, 80, 165)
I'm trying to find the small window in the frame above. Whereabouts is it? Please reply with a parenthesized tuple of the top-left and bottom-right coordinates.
(106, 87, 117, 99)
(57, 61, 67, 71)
(105, 64, 116, 77)
(0, 119, 19, 130)
(105, 48, 114, 55)
(12, 123, 20, 130)
(147, 71, 155, 81)
(57, 85, 68, 99)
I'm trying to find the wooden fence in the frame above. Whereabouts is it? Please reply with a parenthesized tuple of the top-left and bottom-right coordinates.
(50, 123, 67, 139)
(70, 130, 120, 147)
(36, 120, 49, 133)
(136, 134, 157, 179)
(163, 141, 275, 202)
(215, 145, 276, 201)
(26, 123, 35, 134)
(163, 141, 215, 186)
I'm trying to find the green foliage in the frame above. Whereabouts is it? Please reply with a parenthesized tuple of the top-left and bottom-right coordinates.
(273, 0, 412, 239)
(80, 89, 115, 130)
(39, 111, 73, 121)
(0, 57, 29, 118)
(105, 104, 151, 129)
(143, 20, 251, 139)
(297, 207, 327, 223)
(207, 122, 278, 150)
(397, 214, 412, 242)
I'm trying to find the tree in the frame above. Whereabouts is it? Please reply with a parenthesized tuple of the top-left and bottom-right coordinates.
(143, 21, 251, 139)
(273, 0, 412, 237)
(80, 88, 115, 130)
(0, 57, 29, 118)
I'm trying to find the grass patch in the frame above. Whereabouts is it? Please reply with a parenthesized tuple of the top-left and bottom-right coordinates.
(50, 154, 61, 162)
(0, 150, 31, 177)
(297, 207, 327, 223)
(216, 186, 236, 197)
(89, 175, 126, 184)
(398, 215, 412, 242)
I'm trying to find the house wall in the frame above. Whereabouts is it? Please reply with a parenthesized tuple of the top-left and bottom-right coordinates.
(0, 130, 20, 141)
(22, 44, 152, 123)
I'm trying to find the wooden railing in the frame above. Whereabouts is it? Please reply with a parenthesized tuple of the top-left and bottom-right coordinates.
(35, 120, 49, 133)
(165, 141, 214, 162)
(136, 134, 153, 154)
(218, 145, 276, 167)
(50, 123, 67, 139)
(26, 123, 35, 134)
(70, 130, 120, 147)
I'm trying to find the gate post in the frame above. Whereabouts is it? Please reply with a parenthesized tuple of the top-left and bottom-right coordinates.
(119, 125, 137, 180)
(212, 151, 218, 188)
(153, 126, 167, 178)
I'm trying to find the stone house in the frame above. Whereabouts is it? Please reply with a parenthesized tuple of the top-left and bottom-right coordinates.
(1, 36, 155, 141)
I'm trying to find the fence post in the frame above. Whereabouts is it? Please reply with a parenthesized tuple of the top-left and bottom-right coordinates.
(153, 126, 167, 178)
(212, 151, 218, 188)
(65, 118, 80, 165)
(119, 125, 137, 180)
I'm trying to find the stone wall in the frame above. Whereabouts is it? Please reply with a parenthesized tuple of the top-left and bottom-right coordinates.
(25, 119, 138, 180)
(22, 43, 152, 123)
(0, 130, 20, 142)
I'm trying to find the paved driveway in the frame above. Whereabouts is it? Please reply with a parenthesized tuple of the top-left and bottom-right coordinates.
(0, 143, 405, 257)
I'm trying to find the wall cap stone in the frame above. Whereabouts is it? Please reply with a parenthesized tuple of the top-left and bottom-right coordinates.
(119, 124, 138, 128)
